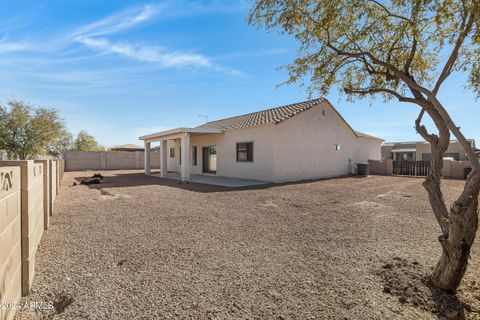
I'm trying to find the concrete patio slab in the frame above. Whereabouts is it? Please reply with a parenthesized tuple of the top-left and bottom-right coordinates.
(150, 172, 269, 187)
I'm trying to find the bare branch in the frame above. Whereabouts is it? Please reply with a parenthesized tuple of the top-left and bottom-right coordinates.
(414, 109, 435, 143)
(326, 43, 434, 97)
(366, 0, 413, 23)
(433, 3, 479, 94)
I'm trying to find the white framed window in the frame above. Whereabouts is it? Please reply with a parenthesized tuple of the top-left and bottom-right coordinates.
(236, 142, 253, 162)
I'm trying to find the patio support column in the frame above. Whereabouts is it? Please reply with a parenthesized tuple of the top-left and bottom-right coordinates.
(144, 141, 151, 175)
(180, 133, 190, 181)
(160, 139, 168, 178)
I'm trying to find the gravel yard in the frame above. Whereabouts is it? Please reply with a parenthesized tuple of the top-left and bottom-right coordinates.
(15, 171, 480, 320)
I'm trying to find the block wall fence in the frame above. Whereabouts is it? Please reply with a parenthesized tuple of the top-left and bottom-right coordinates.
(0, 159, 64, 320)
(65, 151, 160, 171)
(368, 159, 472, 179)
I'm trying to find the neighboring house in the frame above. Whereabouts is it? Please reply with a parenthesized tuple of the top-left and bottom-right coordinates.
(382, 140, 476, 161)
(110, 144, 144, 152)
(140, 98, 383, 182)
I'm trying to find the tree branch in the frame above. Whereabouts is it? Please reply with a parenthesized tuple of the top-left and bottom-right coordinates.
(326, 43, 434, 97)
(344, 87, 418, 104)
(433, 2, 479, 94)
(415, 109, 435, 143)
(404, 36, 417, 76)
(366, 0, 413, 23)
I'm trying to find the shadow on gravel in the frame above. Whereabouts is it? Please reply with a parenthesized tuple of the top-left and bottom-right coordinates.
(378, 257, 473, 320)
(72, 172, 373, 194)
(53, 293, 74, 314)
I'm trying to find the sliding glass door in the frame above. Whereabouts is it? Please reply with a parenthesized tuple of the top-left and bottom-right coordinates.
(202, 146, 217, 174)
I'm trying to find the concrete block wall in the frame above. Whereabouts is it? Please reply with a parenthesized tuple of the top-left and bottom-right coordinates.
(35, 160, 50, 229)
(65, 150, 160, 171)
(0, 159, 64, 319)
(443, 160, 472, 179)
(369, 159, 472, 179)
(50, 160, 58, 206)
(368, 159, 393, 175)
(0, 166, 22, 320)
(8, 161, 45, 296)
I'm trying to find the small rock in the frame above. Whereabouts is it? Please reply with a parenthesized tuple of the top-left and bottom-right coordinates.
(444, 309, 459, 320)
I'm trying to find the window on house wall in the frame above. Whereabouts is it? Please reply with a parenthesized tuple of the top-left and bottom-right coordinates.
(335, 144, 341, 151)
(170, 148, 175, 158)
(236, 142, 253, 162)
(322, 110, 326, 116)
(179, 147, 182, 165)
(192, 146, 197, 166)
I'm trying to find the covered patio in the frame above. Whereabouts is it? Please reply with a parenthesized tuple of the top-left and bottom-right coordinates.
(140, 127, 223, 182)
(150, 172, 268, 187)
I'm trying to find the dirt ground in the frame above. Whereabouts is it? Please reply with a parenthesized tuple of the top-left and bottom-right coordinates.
(14, 171, 480, 320)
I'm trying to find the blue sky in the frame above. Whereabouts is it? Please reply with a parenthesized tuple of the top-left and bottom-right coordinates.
(0, 0, 477, 147)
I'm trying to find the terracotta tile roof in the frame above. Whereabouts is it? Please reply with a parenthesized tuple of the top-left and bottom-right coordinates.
(197, 98, 326, 131)
(196, 98, 383, 141)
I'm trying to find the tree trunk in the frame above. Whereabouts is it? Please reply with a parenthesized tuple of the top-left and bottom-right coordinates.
(414, 99, 480, 292)
(431, 173, 480, 291)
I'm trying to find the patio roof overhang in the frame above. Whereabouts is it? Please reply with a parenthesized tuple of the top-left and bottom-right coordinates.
(391, 148, 416, 153)
(139, 127, 223, 142)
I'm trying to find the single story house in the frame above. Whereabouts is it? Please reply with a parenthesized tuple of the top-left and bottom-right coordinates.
(139, 98, 383, 182)
(382, 139, 476, 161)
(110, 144, 145, 152)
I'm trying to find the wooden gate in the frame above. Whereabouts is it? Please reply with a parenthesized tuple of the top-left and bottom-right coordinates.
(393, 161, 431, 176)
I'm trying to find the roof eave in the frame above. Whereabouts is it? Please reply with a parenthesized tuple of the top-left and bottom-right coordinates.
(139, 127, 223, 141)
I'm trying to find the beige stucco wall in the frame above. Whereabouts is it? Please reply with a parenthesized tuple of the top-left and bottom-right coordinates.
(415, 141, 470, 161)
(0, 166, 22, 320)
(166, 140, 181, 173)
(160, 102, 381, 182)
(186, 125, 276, 181)
(273, 103, 382, 182)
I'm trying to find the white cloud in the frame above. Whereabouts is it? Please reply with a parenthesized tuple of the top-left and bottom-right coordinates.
(69, 3, 241, 74)
(76, 37, 212, 68)
(71, 4, 164, 38)
(0, 41, 31, 53)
